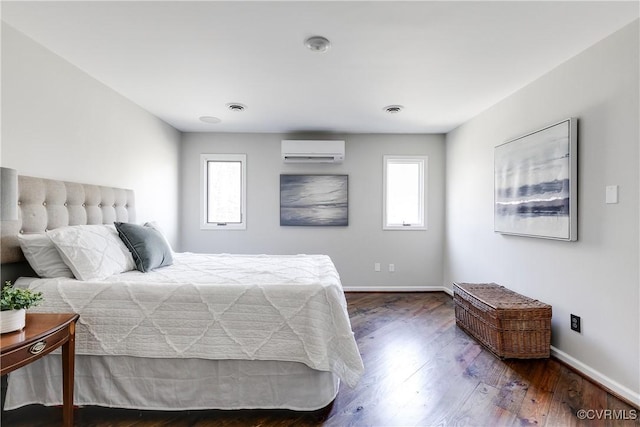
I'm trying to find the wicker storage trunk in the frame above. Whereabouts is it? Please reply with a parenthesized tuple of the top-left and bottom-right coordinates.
(453, 282, 552, 359)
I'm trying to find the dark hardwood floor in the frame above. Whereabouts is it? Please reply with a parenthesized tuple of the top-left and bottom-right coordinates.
(2, 292, 638, 426)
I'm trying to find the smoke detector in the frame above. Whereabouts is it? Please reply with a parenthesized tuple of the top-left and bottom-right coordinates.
(199, 116, 221, 124)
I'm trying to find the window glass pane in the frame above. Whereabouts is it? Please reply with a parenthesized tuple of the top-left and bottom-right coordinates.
(386, 162, 421, 225)
(207, 161, 242, 223)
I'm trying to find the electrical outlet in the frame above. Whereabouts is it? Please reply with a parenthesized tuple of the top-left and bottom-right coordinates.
(571, 314, 581, 332)
(389, 264, 395, 272)
(374, 263, 381, 272)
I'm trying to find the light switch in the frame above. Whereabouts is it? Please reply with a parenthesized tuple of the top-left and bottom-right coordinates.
(606, 185, 618, 204)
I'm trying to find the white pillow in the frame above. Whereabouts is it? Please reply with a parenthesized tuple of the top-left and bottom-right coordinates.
(17, 233, 75, 278)
(47, 224, 135, 281)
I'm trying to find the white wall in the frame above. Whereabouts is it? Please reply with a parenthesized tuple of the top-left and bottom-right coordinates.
(444, 21, 639, 403)
(180, 132, 445, 289)
(1, 24, 181, 246)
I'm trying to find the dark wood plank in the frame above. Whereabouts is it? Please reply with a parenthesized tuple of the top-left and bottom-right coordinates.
(446, 382, 517, 426)
(514, 358, 561, 426)
(2, 292, 636, 427)
(547, 365, 585, 427)
(605, 394, 640, 427)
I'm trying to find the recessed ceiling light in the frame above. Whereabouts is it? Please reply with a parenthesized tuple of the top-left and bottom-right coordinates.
(199, 116, 221, 124)
(383, 105, 404, 114)
(304, 36, 331, 53)
(226, 103, 247, 112)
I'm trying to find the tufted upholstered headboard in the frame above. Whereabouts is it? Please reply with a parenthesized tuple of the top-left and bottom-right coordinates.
(1, 175, 135, 264)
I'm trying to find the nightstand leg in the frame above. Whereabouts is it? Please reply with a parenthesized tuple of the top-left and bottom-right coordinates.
(61, 322, 76, 427)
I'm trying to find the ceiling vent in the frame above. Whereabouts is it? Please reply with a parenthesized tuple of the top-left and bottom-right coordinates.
(282, 140, 345, 164)
(227, 103, 246, 112)
(383, 105, 404, 114)
(304, 36, 331, 53)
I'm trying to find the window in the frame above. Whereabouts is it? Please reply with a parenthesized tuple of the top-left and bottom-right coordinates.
(383, 155, 427, 230)
(201, 154, 246, 230)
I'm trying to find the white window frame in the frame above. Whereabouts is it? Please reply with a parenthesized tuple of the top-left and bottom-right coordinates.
(383, 155, 427, 230)
(200, 153, 247, 230)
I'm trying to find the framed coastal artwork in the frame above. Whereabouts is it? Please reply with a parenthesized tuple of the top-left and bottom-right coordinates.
(494, 118, 578, 241)
(280, 174, 348, 226)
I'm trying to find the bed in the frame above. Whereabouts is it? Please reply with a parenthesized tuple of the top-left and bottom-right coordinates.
(1, 175, 363, 411)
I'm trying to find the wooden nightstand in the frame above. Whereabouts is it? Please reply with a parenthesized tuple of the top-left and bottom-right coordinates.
(1, 313, 79, 427)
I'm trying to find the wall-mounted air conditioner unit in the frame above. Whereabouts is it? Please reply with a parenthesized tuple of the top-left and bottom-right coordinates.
(281, 140, 345, 163)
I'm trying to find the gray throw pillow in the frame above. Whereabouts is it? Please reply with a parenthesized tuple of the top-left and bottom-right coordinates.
(114, 222, 173, 273)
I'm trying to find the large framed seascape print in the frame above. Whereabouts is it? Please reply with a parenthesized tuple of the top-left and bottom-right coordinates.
(280, 174, 348, 226)
(494, 118, 578, 241)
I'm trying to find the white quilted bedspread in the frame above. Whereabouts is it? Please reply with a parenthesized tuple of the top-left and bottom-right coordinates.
(17, 253, 364, 387)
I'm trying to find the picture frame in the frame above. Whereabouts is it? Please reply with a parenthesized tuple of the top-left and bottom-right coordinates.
(494, 118, 578, 241)
(280, 174, 348, 226)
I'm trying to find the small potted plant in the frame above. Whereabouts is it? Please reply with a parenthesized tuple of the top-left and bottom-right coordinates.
(1, 281, 43, 334)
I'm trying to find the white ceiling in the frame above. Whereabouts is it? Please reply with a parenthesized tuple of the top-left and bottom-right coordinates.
(2, 1, 638, 134)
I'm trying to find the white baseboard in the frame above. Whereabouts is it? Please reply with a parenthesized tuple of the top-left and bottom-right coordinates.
(551, 346, 640, 407)
(342, 286, 453, 295)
